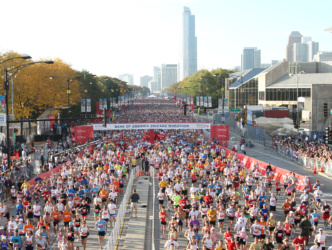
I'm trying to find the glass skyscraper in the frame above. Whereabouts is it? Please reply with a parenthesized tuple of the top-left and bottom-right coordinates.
(182, 6, 197, 80)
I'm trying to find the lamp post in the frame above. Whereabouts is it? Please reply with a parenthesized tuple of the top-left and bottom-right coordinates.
(4, 60, 54, 170)
(289, 64, 305, 133)
(200, 76, 209, 115)
(1, 55, 31, 158)
(214, 73, 226, 122)
(49, 75, 80, 111)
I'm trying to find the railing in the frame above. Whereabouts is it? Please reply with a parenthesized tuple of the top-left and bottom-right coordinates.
(103, 167, 137, 250)
(151, 167, 156, 250)
(268, 142, 332, 177)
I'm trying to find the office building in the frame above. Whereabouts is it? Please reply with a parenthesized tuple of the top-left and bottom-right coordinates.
(286, 31, 302, 62)
(148, 81, 159, 92)
(313, 51, 332, 62)
(153, 66, 161, 91)
(302, 37, 312, 43)
(227, 61, 332, 131)
(241, 47, 261, 70)
(118, 74, 134, 85)
(161, 64, 178, 90)
(307, 41, 319, 62)
(182, 6, 197, 79)
(294, 43, 309, 62)
(140, 75, 153, 87)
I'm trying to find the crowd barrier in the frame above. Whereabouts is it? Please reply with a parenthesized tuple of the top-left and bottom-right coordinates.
(267, 140, 332, 177)
(217, 145, 313, 192)
(27, 140, 99, 187)
(103, 167, 137, 250)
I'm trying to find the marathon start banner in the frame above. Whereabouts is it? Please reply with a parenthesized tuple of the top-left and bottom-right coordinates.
(93, 122, 211, 131)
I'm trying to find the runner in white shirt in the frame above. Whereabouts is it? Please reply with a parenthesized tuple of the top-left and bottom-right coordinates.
(314, 228, 327, 250)
(157, 189, 165, 210)
(108, 200, 117, 227)
(33, 201, 42, 225)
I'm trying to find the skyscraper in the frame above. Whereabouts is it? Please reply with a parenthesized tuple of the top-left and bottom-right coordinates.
(307, 41, 319, 62)
(153, 66, 161, 91)
(286, 31, 302, 62)
(118, 74, 134, 85)
(294, 43, 309, 62)
(182, 6, 197, 80)
(140, 75, 153, 87)
(241, 47, 261, 70)
(161, 64, 178, 90)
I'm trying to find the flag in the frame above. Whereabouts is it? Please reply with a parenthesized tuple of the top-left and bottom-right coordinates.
(16, 152, 19, 160)
(197, 108, 200, 116)
(112, 113, 115, 121)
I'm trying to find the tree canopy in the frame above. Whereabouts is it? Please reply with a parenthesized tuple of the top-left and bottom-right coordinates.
(0, 51, 146, 119)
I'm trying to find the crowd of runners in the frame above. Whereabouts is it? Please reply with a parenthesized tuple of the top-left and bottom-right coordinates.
(1, 97, 331, 250)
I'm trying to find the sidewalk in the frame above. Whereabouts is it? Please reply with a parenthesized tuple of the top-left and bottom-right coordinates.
(123, 176, 150, 249)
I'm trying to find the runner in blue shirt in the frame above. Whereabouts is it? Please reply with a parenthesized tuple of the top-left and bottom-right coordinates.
(16, 201, 24, 215)
(10, 230, 23, 249)
(96, 216, 106, 249)
(66, 186, 75, 199)
(91, 184, 99, 197)
(311, 208, 321, 235)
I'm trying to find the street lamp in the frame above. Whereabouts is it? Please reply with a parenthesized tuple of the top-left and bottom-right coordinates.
(49, 74, 80, 110)
(4, 60, 54, 170)
(289, 69, 305, 132)
(214, 73, 226, 122)
(0, 55, 31, 66)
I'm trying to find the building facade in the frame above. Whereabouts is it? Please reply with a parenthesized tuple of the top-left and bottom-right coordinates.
(294, 43, 309, 62)
(313, 51, 332, 62)
(161, 64, 178, 90)
(241, 47, 261, 70)
(307, 41, 319, 62)
(153, 66, 161, 91)
(118, 74, 134, 85)
(182, 6, 197, 80)
(140, 75, 153, 87)
(286, 31, 302, 62)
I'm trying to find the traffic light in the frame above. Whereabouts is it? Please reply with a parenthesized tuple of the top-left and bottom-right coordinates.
(324, 103, 328, 117)
(103, 108, 107, 127)
(327, 127, 332, 145)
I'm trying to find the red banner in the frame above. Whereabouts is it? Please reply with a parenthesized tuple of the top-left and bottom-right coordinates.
(218, 145, 312, 192)
(49, 116, 55, 130)
(211, 125, 229, 144)
(71, 126, 94, 144)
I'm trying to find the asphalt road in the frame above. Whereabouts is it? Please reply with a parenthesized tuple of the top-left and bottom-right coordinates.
(154, 128, 332, 249)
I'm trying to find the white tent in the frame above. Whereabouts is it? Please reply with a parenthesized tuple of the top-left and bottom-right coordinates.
(147, 94, 157, 98)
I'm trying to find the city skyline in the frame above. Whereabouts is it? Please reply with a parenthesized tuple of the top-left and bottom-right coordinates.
(181, 6, 197, 80)
(1, 0, 331, 85)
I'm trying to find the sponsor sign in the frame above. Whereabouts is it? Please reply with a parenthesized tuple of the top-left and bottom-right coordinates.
(93, 122, 211, 131)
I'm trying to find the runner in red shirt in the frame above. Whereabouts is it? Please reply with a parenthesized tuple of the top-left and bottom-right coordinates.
(226, 237, 236, 250)
(292, 235, 306, 250)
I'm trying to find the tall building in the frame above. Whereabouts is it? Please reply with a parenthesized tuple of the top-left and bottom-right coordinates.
(286, 31, 302, 62)
(153, 66, 161, 91)
(118, 74, 134, 85)
(302, 37, 312, 43)
(307, 41, 319, 62)
(182, 6, 197, 80)
(313, 51, 332, 62)
(161, 64, 178, 90)
(140, 75, 153, 87)
(294, 43, 309, 62)
(241, 47, 261, 70)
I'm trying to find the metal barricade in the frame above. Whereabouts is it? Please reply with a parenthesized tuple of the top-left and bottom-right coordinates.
(103, 167, 137, 250)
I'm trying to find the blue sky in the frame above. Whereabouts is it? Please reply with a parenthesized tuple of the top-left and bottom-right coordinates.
(1, 0, 331, 84)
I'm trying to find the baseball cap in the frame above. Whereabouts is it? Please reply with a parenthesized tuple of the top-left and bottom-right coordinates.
(319, 228, 323, 231)
(270, 213, 274, 216)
